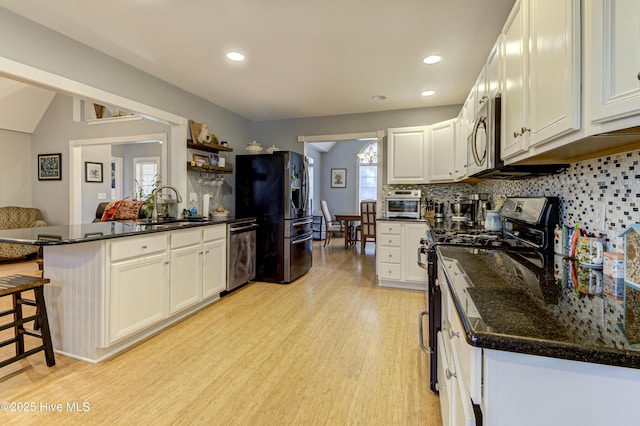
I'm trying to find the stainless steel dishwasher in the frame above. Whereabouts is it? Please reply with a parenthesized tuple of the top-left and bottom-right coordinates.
(227, 218, 258, 291)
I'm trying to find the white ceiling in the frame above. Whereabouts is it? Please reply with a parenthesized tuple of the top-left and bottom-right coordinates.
(0, 0, 515, 122)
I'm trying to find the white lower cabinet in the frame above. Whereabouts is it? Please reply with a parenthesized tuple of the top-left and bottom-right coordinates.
(109, 234, 169, 344)
(169, 228, 203, 314)
(203, 225, 227, 298)
(108, 226, 227, 346)
(377, 221, 427, 290)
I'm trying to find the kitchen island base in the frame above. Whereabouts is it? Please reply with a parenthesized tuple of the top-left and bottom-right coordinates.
(42, 224, 227, 363)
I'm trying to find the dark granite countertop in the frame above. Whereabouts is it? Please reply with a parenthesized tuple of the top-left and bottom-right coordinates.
(437, 245, 639, 369)
(0, 217, 250, 246)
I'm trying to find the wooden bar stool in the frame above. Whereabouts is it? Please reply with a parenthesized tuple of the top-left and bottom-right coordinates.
(0, 274, 55, 368)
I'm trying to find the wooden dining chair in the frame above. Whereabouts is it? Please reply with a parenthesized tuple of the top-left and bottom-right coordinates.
(320, 200, 344, 246)
(358, 200, 377, 253)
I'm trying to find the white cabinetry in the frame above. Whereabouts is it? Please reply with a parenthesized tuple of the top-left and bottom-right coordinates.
(501, 0, 528, 159)
(386, 126, 430, 184)
(454, 105, 469, 181)
(501, 0, 580, 160)
(589, 0, 640, 124)
(438, 257, 478, 426)
(43, 224, 229, 362)
(169, 228, 203, 314)
(203, 225, 227, 298)
(377, 221, 427, 290)
(109, 233, 168, 344)
(429, 119, 456, 182)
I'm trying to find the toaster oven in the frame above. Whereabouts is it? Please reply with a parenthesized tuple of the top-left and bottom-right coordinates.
(385, 189, 421, 219)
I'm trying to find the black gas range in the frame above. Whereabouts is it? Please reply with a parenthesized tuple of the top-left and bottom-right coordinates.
(418, 196, 560, 394)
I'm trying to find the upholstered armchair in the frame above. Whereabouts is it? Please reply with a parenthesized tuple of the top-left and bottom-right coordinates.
(0, 206, 46, 260)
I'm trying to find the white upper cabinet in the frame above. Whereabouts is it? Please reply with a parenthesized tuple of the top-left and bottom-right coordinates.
(527, 0, 581, 146)
(387, 126, 430, 184)
(501, 1, 529, 159)
(429, 119, 456, 182)
(486, 40, 501, 98)
(589, 0, 640, 124)
(454, 102, 470, 181)
(501, 0, 581, 160)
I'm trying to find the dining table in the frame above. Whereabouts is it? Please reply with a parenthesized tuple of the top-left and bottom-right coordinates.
(334, 212, 361, 249)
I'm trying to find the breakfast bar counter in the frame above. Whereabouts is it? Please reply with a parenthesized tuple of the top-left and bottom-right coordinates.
(0, 218, 247, 363)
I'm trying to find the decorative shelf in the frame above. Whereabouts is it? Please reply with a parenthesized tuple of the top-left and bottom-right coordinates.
(186, 162, 232, 174)
(187, 140, 233, 153)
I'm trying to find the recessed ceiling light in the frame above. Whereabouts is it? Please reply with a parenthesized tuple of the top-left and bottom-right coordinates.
(372, 95, 386, 101)
(423, 55, 441, 65)
(226, 51, 245, 62)
(421, 90, 435, 97)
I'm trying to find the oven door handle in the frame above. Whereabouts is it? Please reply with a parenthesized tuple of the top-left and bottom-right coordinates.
(418, 310, 430, 353)
(229, 224, 258, 233)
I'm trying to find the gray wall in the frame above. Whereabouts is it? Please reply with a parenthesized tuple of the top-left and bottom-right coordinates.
(320, 140, 370, 214)
(0, 129, 32, 206)
(32, 94, 170, 224)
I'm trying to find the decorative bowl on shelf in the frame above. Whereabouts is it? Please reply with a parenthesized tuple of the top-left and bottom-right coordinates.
(266, 145, 281, 154)
(246, 141, 263, 153)
(195, 158, 206, 167)
(212, 210, 230, 218)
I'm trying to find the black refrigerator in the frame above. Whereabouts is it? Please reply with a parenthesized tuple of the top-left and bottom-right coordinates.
(235, 151, 313, 283)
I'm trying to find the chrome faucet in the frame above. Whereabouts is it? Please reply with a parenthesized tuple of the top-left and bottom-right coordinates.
(152, 185, 183, 221)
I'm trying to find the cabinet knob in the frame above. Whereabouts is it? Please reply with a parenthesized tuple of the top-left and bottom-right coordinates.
(141, 245, 148, 249)
(205, 249, 210, 254)
(449, 329, 460, 339)
(637, 71, 640, 81)
(198, 251, 203, 255)
(164, 260, 169, 265)
(445, 368, 457, 380)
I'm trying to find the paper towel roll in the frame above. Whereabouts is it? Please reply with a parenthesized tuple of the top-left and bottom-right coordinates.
(203, 194, 211, 217)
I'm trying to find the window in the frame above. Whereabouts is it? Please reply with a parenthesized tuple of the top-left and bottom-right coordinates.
(357, 143, 377, 205)
(133, 156, 160, 199)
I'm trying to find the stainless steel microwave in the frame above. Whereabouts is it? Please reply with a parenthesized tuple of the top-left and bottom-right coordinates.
(467, 96, 567, 179)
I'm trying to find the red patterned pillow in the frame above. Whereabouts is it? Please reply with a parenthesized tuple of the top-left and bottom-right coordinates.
(115, 201, 144, 220)
(101, 201, 122, 221)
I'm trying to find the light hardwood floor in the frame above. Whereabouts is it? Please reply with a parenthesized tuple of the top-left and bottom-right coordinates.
(0, 241, 441, 425)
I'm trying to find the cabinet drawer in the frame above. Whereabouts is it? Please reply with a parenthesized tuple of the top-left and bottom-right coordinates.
(379, 234, 401, 247)
(379, 262, 401, 280)
(379, 222, 401, 235)
(111, 233, 167, 262)
(203, 225, 226, 242)
(171, 228, 202, 249)
(379, 246, 401, 263)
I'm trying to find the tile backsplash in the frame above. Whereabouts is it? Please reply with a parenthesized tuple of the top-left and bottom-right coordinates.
(387, 148, 640, 252)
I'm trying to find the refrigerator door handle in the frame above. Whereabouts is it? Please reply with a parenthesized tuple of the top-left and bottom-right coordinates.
(302, 158, 310, 211)
(292, 233, 313, 245)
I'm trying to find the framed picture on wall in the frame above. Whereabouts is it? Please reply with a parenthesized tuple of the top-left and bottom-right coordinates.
(37, 153, 62, 180)
(85, 161, 103, 183)
(331, 168, 347, 188)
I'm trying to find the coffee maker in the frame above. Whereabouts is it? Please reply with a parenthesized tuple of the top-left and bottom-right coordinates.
(467, 193, 489, 226)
